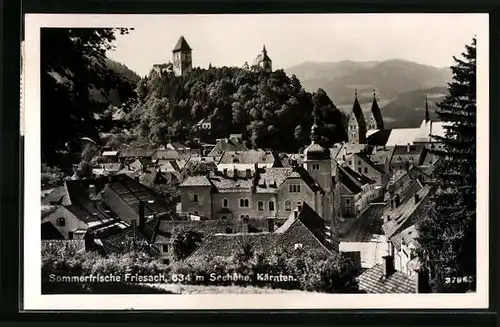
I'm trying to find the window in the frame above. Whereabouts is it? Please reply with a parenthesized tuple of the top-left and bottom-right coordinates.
(67, 232, 73, 240)
(257, 201, 264, 211)
(346, 199, 350, 205)
(297, 200, 302, 207)
(222, 198, 228, 208)
(56, 217, 65, 227)
(349, 160, 352, 165)
(162, 244, 169, 253)
(193, 194, 199, 203)
(285, 200, 292, 211)
(162, 259, 170, 265)
(358, 168, 361, 173)
(294, 243, 303, 250)
(312, 163, 320, 171)
(239, 198, 250, 207)
(194, 211, 199, 215)
(289, 184, 301, 193)
(268, 201, 275, 211)
(364, 167, 368, 174)
(221, 215, 227, 220)
(358, 161, 361, 165)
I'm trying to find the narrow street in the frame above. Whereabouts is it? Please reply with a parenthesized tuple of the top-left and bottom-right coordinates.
(341, 204, 386, 242)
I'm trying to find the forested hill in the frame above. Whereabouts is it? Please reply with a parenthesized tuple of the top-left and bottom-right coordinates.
(124, 67, 348, 153)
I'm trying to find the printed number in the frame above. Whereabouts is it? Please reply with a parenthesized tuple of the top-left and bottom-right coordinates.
(445, 276, 474, 284)
(171, 274, 191, 283)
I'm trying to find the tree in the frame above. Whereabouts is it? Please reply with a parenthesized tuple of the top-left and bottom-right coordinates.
(416, 38, 476, 293)
(172, 230, 204, 261)
(41, 28, 136, 166)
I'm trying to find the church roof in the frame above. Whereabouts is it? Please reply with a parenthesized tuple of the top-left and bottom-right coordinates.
(370, 94, 384, 129)
(172, 36, 192, 52)
(352, 95, 366, 129)
(304, 142, 331, 161)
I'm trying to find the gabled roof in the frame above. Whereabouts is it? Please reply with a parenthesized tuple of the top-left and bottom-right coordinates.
(118, 147, 155, 158)
(105, 174, 176, 216)
(64, 201, 117, 223)
(218, 150, 279, 165)
(207, 138, 248, 156)
(338, 166, 362, 194)
(100, 224, 159, 255)
(172, 36, 192, 52)
(179, 175, 213, 187)
(342, 166, 375, 186)
(188, 203, 336, 260)
(385, 128, 421, 147)
(390, 224, 419, 251)
(358, 263, 416, 293)
(382, 186, 432, 239)
(41, 186, 70, 206)
(354, 152, 386, 175)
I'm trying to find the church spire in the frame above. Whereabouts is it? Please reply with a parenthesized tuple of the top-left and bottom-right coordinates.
(310, 115, 319, 143)
(262, 44, 267, 54)
(370, 89, 384, 130)
(425, 95, 430, 122)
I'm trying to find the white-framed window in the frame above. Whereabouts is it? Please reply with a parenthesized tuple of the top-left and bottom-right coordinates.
(222, 198, 228, 208)
(240, 214, 250, 220)
(193, 194, 199, 203)
(364, 167, 368, 174)
(56, 217, 65, 227)
(312, 163, 320, 171)
(221, 215, 227, 220)
(257, 201, 264, 211)
(268, 201, 275, 211)
(239, 198, 250, 208)
(346, 198, 350, 206)
(289, 184, 301, 193)
(285, 200, 292, 211)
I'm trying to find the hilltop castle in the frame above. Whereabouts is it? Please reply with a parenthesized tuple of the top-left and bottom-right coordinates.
(153, 37, 273, 76)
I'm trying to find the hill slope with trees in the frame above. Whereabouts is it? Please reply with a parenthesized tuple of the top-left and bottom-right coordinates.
(122, 67, 348, 153)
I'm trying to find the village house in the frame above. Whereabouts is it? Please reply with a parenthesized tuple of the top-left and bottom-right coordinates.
(179, 121, 334, 223)
(387, 144, 426, 172)
(187, 202, 339, 261)
(207, 135, 248, 158)
(342, 152, 389, 189)
(118, 147, 155, 162)
(337, 165, 378, 217)
(216, 149, 283, 172)
(194, 118, 212, 131)
(41, 175, 176, 240)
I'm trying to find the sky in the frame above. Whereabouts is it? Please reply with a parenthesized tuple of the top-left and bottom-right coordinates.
(105, 14, 484, 77)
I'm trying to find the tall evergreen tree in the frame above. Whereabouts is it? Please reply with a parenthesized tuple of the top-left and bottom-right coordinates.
(417, 38, 476, 292)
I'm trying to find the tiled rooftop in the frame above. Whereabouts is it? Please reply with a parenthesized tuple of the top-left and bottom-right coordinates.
(358, 263, 416, 293)
(218, 150, 278, 165)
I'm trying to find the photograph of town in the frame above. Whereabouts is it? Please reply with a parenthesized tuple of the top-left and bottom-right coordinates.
(32, 14, 483, 299)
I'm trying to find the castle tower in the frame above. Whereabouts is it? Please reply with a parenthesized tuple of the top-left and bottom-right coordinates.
(172, 36, 192, 76)
(368, 89, 384, 130)
(347, 90, 367, 144)
(252, 45, 272, 73)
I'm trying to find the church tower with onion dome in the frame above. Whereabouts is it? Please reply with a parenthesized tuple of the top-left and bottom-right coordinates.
(303, 118, 333, 221)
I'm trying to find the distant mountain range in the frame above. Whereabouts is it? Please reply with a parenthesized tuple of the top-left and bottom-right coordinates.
(285, 59, 452, 105)
(285, 59, 451, 128)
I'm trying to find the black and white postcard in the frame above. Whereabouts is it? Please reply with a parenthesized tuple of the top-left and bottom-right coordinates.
(23, 13, 489, 310)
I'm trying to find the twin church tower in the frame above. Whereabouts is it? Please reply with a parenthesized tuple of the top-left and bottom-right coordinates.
(170, 36, 272, 76)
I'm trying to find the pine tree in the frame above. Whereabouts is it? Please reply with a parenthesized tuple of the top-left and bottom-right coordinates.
(416, 38, 476, 292)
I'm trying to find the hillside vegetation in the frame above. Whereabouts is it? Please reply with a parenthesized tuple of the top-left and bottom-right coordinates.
(121, 67, 348, 152)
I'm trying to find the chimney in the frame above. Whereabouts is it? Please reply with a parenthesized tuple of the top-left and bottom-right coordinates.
(254, 162, 259, 172)
(414, 268, 430, 293)
(374, 146, 378, 154)
(267, 218, 275, 233)
(343, 147, 347, 157)
(293, 210, 298, 219)
(84, 230, 96, 252)
(297, 203, 302, 212)
(246, 169, 252, 179)
(138, 201, 146, 232)
(223, 168, 228, 177)
(414, 193, 420, 203)
(382, 255, 395, 278)
(88, 184, 97, 200)
(233, 168, 238, 179)
(384, 215, 390, 223)
(407, 143, 411, 153)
